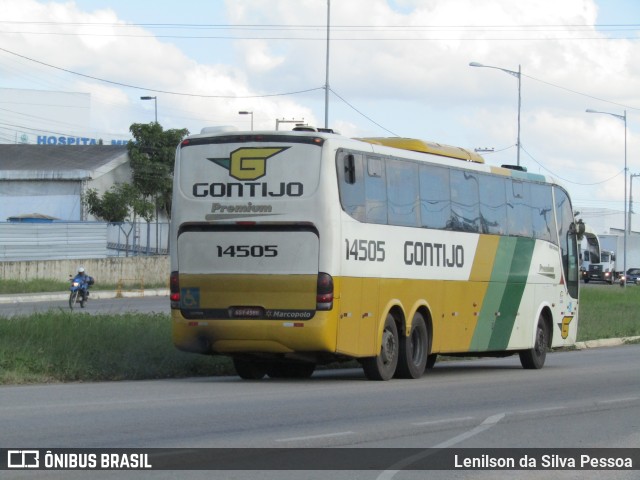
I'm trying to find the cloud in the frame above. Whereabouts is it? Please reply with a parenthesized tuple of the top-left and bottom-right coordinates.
(0, 0, 638, 209)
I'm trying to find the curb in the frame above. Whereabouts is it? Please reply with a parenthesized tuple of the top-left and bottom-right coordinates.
(574, 336, 640, 349)
(0, 289, 169, 304)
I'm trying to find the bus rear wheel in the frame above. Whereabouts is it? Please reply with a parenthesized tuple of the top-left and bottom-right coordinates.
(395, 312, 428, 379)
(233, 358, 267, 380)
(519, 314, 549, 369)
(362, 314, 399, 381)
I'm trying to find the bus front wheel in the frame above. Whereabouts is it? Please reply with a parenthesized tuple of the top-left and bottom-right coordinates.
(362, 314, 399, 381)
(395, 312, 428, 379)
(426, 354, 437, 369)
(519, 314, 549, 369)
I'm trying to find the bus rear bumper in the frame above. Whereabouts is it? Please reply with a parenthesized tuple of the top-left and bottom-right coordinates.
(172, 310, 338, 356)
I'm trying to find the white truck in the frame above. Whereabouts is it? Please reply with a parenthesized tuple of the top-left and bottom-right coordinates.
(598, 234, 640, 281)
(581, 228, 616, 284)
(583, 249, 616, 284)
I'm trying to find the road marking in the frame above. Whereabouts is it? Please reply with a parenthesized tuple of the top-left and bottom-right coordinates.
(275, 431, 354, 442)
(432, 412, 505, 449)
(376, 413, 506, 480)
(596, 396, 640, 406)
(411, 416, 475, 427)
(515, 406, 568, 415)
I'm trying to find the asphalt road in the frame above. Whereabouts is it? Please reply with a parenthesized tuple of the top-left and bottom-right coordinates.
(0, 292, 170, 317)
(2, 345, 639, 480)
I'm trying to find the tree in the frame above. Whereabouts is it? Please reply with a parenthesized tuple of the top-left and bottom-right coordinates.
(85, 122, 189, 255)
(85, 183, 155, 256)
(127, 123, 189, 219)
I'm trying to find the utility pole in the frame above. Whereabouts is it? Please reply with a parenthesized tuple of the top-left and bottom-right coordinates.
(630, 173, 640, 233)
(324, 0, 330, 129)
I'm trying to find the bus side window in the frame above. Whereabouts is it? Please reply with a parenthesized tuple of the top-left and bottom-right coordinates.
(450, 169, 480, 233)
(337, 151, 365, 221)
(419, 164, 451, 229)
(365, 157, 388, 225)
(555, 187, 579, 298)
(386, 159, 419, 227)
(530, 183, 556, 243)
(507, 179, 533, 237)
(479, 173, 507, 235)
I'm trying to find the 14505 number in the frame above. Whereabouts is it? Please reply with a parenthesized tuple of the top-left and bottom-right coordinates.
(345, 239, 385, 262)
(216, 245, 278, 257)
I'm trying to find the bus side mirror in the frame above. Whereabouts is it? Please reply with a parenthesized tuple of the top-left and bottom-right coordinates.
(571, 220, 585, 236)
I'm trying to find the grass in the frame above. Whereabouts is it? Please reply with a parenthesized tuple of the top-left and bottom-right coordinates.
(577, 285, 640, 341)
(0, 278, 71, 295)
(0, 283, 638, 384)
(0, 278, 167, 294)
(0, 311, 231, 384)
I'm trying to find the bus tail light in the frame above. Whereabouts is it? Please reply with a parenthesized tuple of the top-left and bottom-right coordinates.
(316, 273, 334, 311)
(170, 271, 180, 309)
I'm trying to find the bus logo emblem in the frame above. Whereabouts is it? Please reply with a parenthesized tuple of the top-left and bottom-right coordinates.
(208, 147, 289, 181)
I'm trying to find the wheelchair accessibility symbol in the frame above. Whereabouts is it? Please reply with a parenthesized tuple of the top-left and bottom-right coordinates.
(181, 288, 200, 308)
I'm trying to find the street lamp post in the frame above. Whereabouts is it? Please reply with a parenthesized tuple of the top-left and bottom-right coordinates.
(140, 96, 157, 123)
(586, 108, 628, 287)
(238, 111, 254, 131)
(630, 173, 640, 233)
(140, 95, 159, 254)
(469, 62, 522, 167)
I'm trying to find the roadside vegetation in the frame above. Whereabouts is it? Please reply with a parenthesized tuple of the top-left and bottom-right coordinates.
(0, 312, 230, 384)
(0, 278, 167, 295)
(575, 284, 640, 341)
(0, 284, 638, 384)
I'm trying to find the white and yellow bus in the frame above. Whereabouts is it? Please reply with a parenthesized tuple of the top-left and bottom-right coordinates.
(170, 127, 580, 380)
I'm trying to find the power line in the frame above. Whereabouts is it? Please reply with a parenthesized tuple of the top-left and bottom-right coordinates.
(1, 30, 638, 41)
(0, 46, 402, 137)
(520, 145, 624, 186)
(0, 47, 324, 99)
(1, 20, 639, 29)
(329, 88, 399, 136)
(523, 73, 640, 112)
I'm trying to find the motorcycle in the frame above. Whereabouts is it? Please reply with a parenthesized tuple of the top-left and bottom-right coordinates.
(69, 274, 92, 310)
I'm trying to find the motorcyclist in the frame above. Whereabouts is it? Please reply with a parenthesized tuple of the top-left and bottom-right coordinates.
(75, 267, 93, 298)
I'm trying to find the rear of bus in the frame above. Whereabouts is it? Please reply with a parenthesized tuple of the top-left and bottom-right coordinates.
(169, 128, 338, 376)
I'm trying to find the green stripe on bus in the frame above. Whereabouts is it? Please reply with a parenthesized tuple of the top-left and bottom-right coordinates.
(471, 237, 535, 351)
(487, 237, 536, 351)
(470, 237, 516, 350)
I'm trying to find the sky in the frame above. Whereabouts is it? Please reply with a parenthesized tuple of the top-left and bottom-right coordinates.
(1, 0, 640, 219)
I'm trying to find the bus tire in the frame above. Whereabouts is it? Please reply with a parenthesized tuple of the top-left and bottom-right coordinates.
(426, 354, 437, 369)
(395, 312, 428, 379)
(519, 314, 549, 369)
(362, 314, 399, 381)
(233, 358, 267, 380)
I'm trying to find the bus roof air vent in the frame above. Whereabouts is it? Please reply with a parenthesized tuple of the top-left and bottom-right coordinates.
(292, 125, 338, 134)
(200, 126, 238, 134)
(501, 164, 528, 172)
